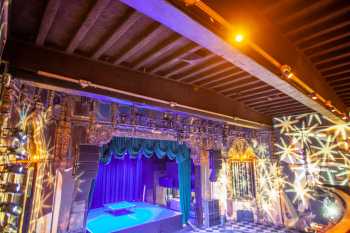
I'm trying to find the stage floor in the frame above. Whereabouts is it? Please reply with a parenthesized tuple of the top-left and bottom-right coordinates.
(87, 202, 182, 233)
(178, 222, 300, 233)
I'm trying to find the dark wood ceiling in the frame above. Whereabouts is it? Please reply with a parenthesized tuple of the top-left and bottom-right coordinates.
(202, 0, 350, 109)
(9, 0, 314, 118)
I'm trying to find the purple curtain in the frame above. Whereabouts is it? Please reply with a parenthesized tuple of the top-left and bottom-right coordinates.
(91, 155, 152, 209)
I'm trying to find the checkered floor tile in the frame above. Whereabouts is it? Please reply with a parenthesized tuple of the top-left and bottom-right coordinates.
(179, 222, 300, 233)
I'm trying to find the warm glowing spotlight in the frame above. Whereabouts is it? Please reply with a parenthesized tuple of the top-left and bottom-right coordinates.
(287, 73, 293, 79)
(234, 34, 244, 43)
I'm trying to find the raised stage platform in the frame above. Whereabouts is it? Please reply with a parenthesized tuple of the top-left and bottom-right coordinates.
(87, 202, 183, 233)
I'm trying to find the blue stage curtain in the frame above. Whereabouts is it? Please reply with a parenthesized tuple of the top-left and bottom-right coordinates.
(91, 155, 147, 209)
(97, 137, 191, 223)
(177, 145, 191, 224)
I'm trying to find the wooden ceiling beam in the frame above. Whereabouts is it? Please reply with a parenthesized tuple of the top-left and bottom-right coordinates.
(236, 89, 280, 102)
(189, 65, 236, 84)
(314, 52, 350, 66)
(336, 89, 350, 95)
(66, 0, 110, 53)
(315, 55, 350, 70)
(254, 101, 304, 112)
(165, 53, 216, 78)
(286, 6, 350, 38)
(113, 25, 164, 65)
(227, 84, 272, 99)
(338, 91, 350, 96)
(6, 40, 272, 126)
(259, 109, 308, 117)
(324, 69, 350, 79)
(247, 96, 292, 107)
(327, 74, 350, 84)
(304, 34, 350, 55)
(219, 80, 262, 95)
(150, 44, 200, 74)
(333, 83, 350, 91)
(92, 11, 141, 60)
(308, 41, 350, 60)
(177, 59, 226, 82)
(36, 0, 61, 46)
(296, 21, 350, 47)
(235, 85, 271, 96)
(243, 94, 288, 106)
(258, 109, 309, 117)
(120, 0, 345, 122)
(209, 73, 251, 89)
(199, 70, 246, 87)
(227, 84, 270, 98)
(133, 36, 185, 69)
(260, 104, 310, 114)
(262, 0, 289, 15)
(269, 109, 311, 117)
(319, 61, 350, 72)
(277, 0, 333, 28)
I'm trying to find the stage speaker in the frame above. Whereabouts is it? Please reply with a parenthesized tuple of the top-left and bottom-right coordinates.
(209, 150, 222, 182)
(68, 144, 99, 233)
(203, 199, 220, 227)
(73, 144, 99, 179)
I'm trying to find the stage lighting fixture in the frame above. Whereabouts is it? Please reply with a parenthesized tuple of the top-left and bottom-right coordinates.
(280, 64, 293, 79)
(308, 92, 317, 100)
(234, 34, 244, 43)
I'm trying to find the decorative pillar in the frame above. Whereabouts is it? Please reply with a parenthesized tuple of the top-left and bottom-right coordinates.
(192, 146, 203, 226)
(53, 99, 72, 166)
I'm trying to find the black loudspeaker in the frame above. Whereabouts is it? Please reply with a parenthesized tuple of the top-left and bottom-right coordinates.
(204, 199, 220, 227)
(73, 144, 99, 179)
(209, 150, 222, 182)
(68, 144, 99, 233)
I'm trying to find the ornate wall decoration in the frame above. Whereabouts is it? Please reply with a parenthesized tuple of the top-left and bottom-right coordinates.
(53, 109, 71, 161)
(87, 124, 114, 145)
(228, 137, 257, 162)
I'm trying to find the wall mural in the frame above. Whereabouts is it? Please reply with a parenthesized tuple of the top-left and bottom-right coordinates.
(274, 113, 350, 232)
